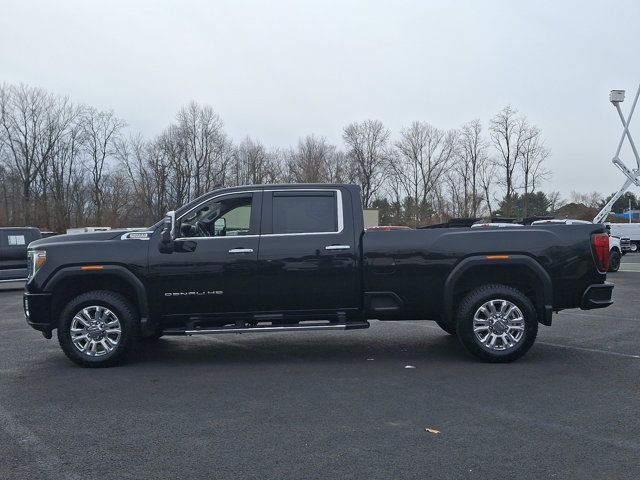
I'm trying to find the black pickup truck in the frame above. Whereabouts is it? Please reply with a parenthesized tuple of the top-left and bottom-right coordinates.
(23, 184, 613, 367)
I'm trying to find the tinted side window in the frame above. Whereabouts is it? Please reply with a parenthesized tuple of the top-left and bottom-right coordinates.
(272, 193, 338, 234)
(179, 194, 254, 238)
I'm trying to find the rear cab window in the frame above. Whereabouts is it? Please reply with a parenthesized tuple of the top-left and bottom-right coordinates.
(271, 191, 339, 234)
(1, 230, 32, 246)
(8, 235, 26, 246)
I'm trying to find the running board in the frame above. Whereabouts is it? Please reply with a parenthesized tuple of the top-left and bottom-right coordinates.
(164, 322, 370, 336)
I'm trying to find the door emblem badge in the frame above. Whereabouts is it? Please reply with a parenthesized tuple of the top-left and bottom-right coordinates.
(164, 291, 224, 297)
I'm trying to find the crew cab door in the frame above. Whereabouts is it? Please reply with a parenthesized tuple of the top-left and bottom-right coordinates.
(148, 191, 262, 319)
(256, 188, 360, 317)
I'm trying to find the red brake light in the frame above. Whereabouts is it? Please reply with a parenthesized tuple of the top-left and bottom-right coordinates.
(592, 233, 610, 272)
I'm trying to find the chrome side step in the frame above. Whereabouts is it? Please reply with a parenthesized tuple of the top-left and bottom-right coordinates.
(164, 322, 370, 336)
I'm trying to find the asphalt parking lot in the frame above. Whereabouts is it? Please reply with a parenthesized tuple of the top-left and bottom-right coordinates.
(1, 259, 639, 480)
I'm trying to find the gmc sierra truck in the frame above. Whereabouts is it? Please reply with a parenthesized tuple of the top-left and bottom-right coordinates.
(23, 184, 614, 367)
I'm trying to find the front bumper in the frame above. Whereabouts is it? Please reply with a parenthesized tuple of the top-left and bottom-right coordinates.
(580, 283, 614, 310)
(23, 292, 53, 332)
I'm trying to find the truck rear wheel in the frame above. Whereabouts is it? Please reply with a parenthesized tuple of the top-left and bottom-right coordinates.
(609, 250, 621, 272)
(455, 284, 538, 363)
(57, 290, 138, 367)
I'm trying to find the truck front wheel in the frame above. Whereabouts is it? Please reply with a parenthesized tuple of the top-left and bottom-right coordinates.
(455, 284, 538, 363)
(57, 290, 138, 367)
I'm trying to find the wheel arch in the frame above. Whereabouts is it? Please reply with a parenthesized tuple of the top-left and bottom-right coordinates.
(443, 255, 553, 326)
(44, 265, 150, 332)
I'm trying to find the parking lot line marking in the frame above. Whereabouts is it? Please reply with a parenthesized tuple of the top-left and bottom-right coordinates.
(0, 327, 32, 334)
(619, 266, 640, 272)
(538, 341, 640, 359)
(456, 400, 640, 452)
(557, 311, 639, 321)
(412, 322, 640, 359)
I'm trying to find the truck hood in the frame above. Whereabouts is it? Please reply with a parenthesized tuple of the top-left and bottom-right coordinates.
(29, 230, 131, 248)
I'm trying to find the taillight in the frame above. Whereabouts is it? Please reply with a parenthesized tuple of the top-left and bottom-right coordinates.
(592, 233, 610, 272)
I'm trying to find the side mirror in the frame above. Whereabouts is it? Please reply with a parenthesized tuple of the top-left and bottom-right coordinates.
(159, 210, 176, 253)
(214, 217, 226, 236)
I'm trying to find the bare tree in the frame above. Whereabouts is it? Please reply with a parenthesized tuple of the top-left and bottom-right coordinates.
(160, 124, 189, 208)
(176, 101, 227, 197)
(547, 191, 565, 213)
(0, 84, 77, 223)
(325, 150, 354, 184)
(519, 125, 551, 216)
(82, 106, 126, 224)
(0, 81, 561, 231)
(570, 190, 603, 208)
(287, 135, 336, 183)
(489, 106, 529, 215)
(457, 119, 489, 217)
(343, 120, 389, 208)
(49, 109, 84, 231)
(117, 134, 170, 224)
(232, 136, 278, 185)
(479, 158, 498, 217)
(390, 121, 458, 226)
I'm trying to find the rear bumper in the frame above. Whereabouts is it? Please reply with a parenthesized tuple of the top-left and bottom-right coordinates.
(23, 292, 53, 332)
(580, 283, 614, 310)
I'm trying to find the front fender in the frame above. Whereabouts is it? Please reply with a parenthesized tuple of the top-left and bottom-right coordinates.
(43, 265, 151, 332)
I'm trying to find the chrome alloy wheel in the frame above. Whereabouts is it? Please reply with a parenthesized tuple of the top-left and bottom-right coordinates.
(472, 299, 525, 351)
(70, 306, 122, 357)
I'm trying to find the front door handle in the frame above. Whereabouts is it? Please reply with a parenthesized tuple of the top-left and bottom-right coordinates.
(228, 248, 254, 254)
(325, 245, 351, 251)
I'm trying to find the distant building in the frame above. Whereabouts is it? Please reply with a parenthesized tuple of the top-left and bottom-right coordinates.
(363, 209, 379, 228)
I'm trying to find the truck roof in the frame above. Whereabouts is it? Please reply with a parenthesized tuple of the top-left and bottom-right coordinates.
(175, 183, 360, 218)
(0, 226, 40, 231)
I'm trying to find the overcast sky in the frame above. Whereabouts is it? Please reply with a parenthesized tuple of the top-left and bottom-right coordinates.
(1, 0, 639, 198)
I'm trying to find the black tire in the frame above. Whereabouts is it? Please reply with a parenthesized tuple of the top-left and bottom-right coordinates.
(57, 290, 138, 367)
(435, 318, 457, 335)
(609, 250, 621, 272)
(455, 284, 538, 363)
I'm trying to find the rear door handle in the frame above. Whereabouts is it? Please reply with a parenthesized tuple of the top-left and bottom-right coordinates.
(325, 245, 351, 251)
(228, 248, 254, 254)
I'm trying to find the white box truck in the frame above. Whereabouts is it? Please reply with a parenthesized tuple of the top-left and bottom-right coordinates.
(607, 223, 640, 252)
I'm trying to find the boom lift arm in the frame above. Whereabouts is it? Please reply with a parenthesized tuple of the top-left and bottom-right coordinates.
(593, 84, 640, 224)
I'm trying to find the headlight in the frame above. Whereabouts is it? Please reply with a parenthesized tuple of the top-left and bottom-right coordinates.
(28, 250, 46, 279)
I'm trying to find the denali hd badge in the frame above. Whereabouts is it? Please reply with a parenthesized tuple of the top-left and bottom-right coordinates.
(164, 291, 224, 297)
(121, 231, 153, 240)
